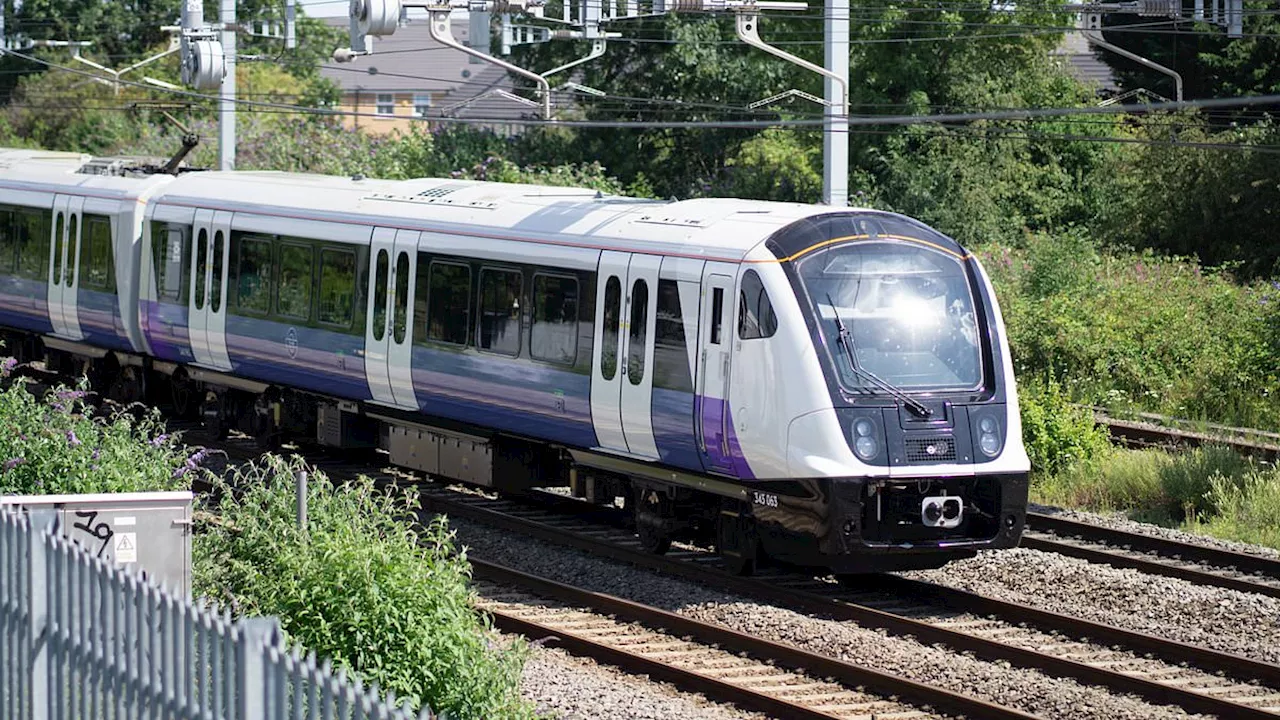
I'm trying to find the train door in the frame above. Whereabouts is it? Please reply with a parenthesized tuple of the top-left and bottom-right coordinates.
(590, 251, 660, 459)
(590, 252, 629, 451)
(205, 212, 233, 369)
(187, 209, 215, 367)
(363, 227, 396, 405)
(697, 263, 738, 474)
(384, 230, 419, 410)
(47, 195, 85, 339)
(187, 210, 233, 370)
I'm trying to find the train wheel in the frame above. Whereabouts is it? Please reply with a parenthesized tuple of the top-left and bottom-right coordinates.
(717, 502, 758, 576)
(635, 489, 672, 555)
(171, 371, 196, 418)
(199, 390, 227, 441)
(107, 366, 143, 405)
(253, 393, 281, 450)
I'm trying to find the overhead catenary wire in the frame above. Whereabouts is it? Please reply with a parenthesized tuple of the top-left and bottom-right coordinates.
(4, 46, 1279, 131)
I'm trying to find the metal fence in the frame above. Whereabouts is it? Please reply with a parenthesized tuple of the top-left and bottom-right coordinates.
(1, 506, 434, 720)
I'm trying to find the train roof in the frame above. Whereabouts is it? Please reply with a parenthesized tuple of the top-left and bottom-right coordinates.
(0, 148, 878, 261)
(150, 169, 843, 261)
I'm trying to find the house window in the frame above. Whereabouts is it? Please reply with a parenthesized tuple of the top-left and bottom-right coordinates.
(376, 93, 395, 117)
(413, 93, 432, 118)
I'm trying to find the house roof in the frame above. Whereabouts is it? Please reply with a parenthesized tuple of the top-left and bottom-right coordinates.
(320, 17, 530, 119)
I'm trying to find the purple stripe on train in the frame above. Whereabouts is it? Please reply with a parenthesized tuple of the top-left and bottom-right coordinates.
(694, 395, 754, 479)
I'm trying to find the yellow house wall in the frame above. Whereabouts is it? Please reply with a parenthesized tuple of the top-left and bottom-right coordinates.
(339, 91, 439, 135)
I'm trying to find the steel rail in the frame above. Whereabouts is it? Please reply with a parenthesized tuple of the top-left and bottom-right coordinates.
(1020, 532, 1280, 600)
(1098, 414, 1280, 461)
(419, 488, 1280, 720)
(1028, 511, 1280, 581)
(473, 560, 1038, 720)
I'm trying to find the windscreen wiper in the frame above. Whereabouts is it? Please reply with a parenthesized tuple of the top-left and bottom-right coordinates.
(825, 293, 933, 419)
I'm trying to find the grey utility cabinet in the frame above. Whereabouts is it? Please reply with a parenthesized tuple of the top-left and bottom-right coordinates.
(0, 490, 193, 596)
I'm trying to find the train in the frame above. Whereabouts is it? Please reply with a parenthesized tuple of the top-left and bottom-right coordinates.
(0, 146, 1030, 577)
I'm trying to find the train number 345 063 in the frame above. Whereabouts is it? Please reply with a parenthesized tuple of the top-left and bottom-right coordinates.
(752, 492, 779, 508)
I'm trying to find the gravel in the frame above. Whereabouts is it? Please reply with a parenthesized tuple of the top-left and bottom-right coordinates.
(443, 513, 1211, 720)
(1029, 502, 1280, 560)
(519, 639, 767, 720)
(905, 546, 1280, 664)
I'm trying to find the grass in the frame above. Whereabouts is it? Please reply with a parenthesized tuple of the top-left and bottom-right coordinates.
(1031, 443, 1280, 549)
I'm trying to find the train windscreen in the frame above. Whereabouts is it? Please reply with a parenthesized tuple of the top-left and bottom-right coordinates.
(798, 240, 982, 392)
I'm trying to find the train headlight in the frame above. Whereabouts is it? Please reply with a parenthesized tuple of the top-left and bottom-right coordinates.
(978, 416, 1002, 457)
(853, 418, 879, 461)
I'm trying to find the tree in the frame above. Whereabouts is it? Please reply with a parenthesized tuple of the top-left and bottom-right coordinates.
(1097, 8, 1280, 103)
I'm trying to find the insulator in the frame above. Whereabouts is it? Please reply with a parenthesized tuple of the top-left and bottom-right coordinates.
(182, 39, 226, 91)
(1138, 0, 1180, 17)
(351, 0, 401, 37)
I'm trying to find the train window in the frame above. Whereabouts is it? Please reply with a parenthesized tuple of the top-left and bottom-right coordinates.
(277, 243, 314, 321)
(392, 252, 410, 344)
(372, 249, 389, 341)
(236, 236, 273, 315)
(654, 279, 693, 393)
(153, 224, 189, 303)
(531, 274, 578, 365)
(426, 261, 470, 345)
(194, 229, 208, 309)
(210, 231, 225, 313)
(709, 287, 724, 345)
(627, 279, 649, 386)
(318, 248, 356, 328)
(0, 209, 13, 273)
(52, 213, 64, 284)
(738, 269, 777, 340)
(15, 210, 50, 280)
(600, 276, 621, 380)
(478, 267, 521, 356)
(83, 216, 113, 291)
(65, 215, 78, 287)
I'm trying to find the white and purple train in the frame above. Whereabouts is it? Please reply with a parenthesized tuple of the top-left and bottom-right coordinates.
(0, 147, 1029, 575)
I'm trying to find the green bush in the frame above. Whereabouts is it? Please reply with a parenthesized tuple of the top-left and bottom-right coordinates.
(1195, 467, 1280, 548)
(980, 234, 1280, 429)
(0, 366, 190, 495)
(1032, 445, 1251, 523)
(1018, 377, 1111, 476)
(194, 456, 532, 720)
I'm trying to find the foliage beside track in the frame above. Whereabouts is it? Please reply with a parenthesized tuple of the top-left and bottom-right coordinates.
(1034, 443, 1280, 551)
(979, 233, 1280, 431)
(0, 366, 191, 495)
(195, 456, 534, 720)
(0, 365, 531, 718)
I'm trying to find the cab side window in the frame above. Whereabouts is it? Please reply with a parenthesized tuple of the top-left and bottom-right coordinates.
(738, 269, 778, 340)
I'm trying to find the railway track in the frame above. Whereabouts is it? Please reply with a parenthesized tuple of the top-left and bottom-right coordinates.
(1023, 511, 1280, 599)
(1096, 410, 1280, 461)
(474, 560, 1028, 720)
(389, 478, 1280, 720)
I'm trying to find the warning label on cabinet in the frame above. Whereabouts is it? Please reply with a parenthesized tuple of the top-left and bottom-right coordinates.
(114, 533, 137, 563)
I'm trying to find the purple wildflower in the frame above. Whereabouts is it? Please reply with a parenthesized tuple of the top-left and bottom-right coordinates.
(3, 458, 26, 472)
(91, 448, 100, 460)
(0, 358, 16, 376)
(149, 434, 170, 447)
(66, 430, 81, 447)
(184, 449, 210, 470)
